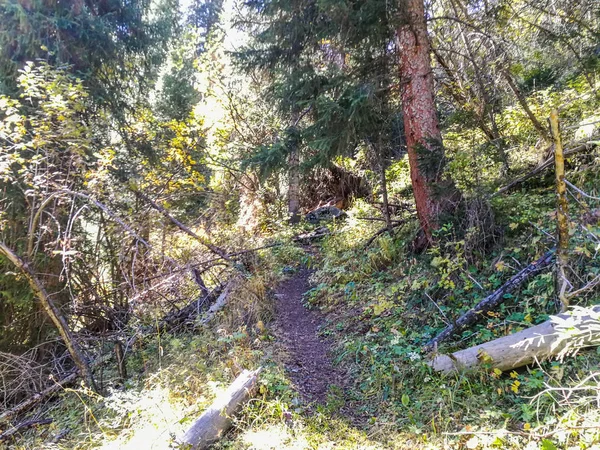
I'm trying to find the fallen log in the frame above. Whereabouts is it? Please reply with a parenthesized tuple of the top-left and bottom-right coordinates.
(0, 371, 78, 425)
(161, 284, 225, 330)
(179, 368, 262, 449)
(0, 418, 53, 441)
(293, 227, 331, 243)
(425, 249, 555, 350)
(492, 139, 598, 197)
(0, 279, 241, 426)
(431, 306, 600, 373)
(199, 276, 241, 325)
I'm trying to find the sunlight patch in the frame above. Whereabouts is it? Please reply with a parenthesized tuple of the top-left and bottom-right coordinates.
(97, 385, 188, 450)
(241, 424, 311, 450)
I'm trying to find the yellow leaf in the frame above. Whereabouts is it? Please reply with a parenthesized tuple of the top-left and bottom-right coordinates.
(511, 380, 520, 393)
(509, 223, 519, 230)
(493, 368, 502, 376)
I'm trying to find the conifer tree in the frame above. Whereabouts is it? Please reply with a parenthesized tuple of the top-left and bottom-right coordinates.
(239, 0, 459, 243)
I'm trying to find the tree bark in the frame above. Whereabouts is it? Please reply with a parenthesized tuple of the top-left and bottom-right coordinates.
(0, 242, 96, 391)
(550, 110, 570, 312)
(288, 113, 301, 224)
(397, 0, 459, 247)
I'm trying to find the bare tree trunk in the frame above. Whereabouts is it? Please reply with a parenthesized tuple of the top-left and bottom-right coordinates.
(379, 162, 392, 232)
(367, 139, 392, 231)
(288, 113, 301, 224)
(0, 242, 96, 391)
(550, 110, 570, 312)
(114, 340, 127, 383)
(397, 0, 459, 247)
(502, 70, 551, 143)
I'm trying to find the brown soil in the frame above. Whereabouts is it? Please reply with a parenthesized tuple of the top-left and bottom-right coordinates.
(274, 268, 342, 405)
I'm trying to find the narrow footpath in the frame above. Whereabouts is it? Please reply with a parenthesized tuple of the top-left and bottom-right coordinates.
(274, 268, 343, 405)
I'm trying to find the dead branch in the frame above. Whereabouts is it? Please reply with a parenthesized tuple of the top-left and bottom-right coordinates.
(356, 217, 404, 223)
(492, 139, 599, 197)
(132, 190, 230, 261)
(0, 242, 96, 391)
(425, 249, 555, 350)
(28, 190, 151, 259)
(0, 353, 113, 425)
(364, 220, 406, 248)
(0, 372, 77, 424)
(0, 418, 53, 441)
(199, 276, 242, 325)
(551, 110, 570, 312)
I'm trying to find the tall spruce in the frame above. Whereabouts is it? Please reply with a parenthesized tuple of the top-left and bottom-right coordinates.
(239, 0, 459, 241)
(397, 0, 460, 247)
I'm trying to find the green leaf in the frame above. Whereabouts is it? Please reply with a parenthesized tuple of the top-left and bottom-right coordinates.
(540, 439, 557, 450)
(401, 394, 410, 407)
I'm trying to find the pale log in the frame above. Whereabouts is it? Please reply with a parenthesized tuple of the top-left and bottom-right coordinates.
(430, 306, 600, 373)
(179, 368, 261, 449)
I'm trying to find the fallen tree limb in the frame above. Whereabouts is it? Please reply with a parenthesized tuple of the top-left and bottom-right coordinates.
(199, 276, 241, 325)
(293, 227, 331, 243)
(0, 418, 53, 441)
(0, 352, 113, 425)
(0, 277, 240, 426)
(160, 284, 225, 330)
(0, 242, 96, 391)
(492, 139, 598, 197)
(0, 372, 77, 424)
(132, 190, 231, 261)
(356, 216, 404, 223)
(425, 249, 555, 350)
(430, 306, 600, 373)
(179, 368, 262, 449)
(364, 220, 406, 249)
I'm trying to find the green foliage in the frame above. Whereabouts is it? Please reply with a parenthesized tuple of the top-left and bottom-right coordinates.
(0, 0, 176, 106)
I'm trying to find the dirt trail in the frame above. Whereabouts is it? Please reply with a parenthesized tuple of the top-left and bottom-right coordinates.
(274, 269, 342, 405)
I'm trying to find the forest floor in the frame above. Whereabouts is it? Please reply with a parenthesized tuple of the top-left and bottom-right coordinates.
(273, 268, 345, 406)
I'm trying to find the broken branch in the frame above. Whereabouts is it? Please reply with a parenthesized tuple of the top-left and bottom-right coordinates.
(425, 250, 555, 350)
